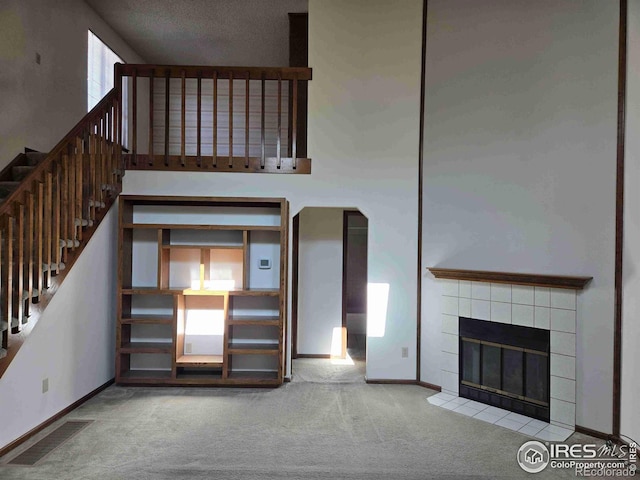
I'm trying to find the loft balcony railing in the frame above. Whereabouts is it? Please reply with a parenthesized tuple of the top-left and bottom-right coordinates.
(116, 64, 312, 173)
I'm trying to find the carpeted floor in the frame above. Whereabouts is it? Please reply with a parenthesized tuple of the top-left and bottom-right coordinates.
(0, 357, 603, 480)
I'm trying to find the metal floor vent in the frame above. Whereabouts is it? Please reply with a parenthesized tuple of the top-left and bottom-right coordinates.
(8, 420, 93, 466)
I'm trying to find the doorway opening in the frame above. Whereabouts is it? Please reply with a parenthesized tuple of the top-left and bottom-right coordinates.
(291, 207, 368, 383)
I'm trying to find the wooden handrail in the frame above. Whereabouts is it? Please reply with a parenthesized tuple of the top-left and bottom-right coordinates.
(118, 64, 312, 81)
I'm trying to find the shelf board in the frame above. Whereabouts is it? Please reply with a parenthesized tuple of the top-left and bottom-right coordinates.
(229, 289, 280, 297)
(120, 314, 173, 325)
(162, 244, 243, 250)
(120, 342, 173, 354)
(227, 370, 279, 381)
(228, 316, 280, 326)
(123, 223, 281, 232)
(228, 343, 279, 355)
(121, 288, 175, 295)
(176, 355, 223, 367)
(118, 370, 172, 380)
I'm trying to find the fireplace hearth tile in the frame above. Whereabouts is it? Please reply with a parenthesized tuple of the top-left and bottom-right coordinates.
(536, 427, 572, 442)
(448, 397, 470, 406)
(504, 412, 532, 425)
(473, 410, 506, 424)
(526, 419, 549, 430)
(463, 400, 489, 412)
(495, 417, 525, 431)
(482, 406, 510, 418)
(453, 404, 479, 417)
(518, 423, 545, 437)
(427, 392, 456, 404)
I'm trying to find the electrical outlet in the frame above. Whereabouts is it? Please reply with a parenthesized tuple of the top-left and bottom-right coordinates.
(185, 343, 192, 354)
(401, 347, 409, 358)
(42, 378, 49, 393)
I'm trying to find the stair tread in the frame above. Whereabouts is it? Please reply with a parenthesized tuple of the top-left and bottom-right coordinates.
(12, 165, 35, 181)
(25, 152, 48, 166)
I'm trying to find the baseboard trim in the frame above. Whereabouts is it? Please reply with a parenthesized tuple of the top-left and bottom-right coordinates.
(296, 354, 331, 359)
(365, 379, 416, 385)
(417, 381, 442, 392)
(0, 378, 114, 458)
(575, 425, 614, 441)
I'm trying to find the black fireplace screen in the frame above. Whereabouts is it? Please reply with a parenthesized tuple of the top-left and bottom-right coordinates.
(459, 317, 550, 422)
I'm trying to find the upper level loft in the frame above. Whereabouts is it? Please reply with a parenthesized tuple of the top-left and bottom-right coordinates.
(116, 64, 312, 174)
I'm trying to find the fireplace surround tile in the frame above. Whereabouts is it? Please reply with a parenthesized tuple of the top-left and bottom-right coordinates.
(550, 308, 576, 333)
(534, 306, 550, 329)
(512, 285, 535, 305)
(436, 279, 578, 431)
(534, 287, 551, 307)
(471, 282, 490, 300)
(512, 304, 534, 327)
(442, 279, 459, 297)
(471, 299, 490, 320)
(550, 288, 576, 310)
(490, 283, 512, 303)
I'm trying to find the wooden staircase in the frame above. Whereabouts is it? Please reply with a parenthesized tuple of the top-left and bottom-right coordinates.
(0, 89, 124, 372)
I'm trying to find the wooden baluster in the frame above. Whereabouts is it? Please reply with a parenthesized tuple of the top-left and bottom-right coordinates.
(76, 136, 84, 242)
(148, 71, 154, 166)
(3, 215, 13, 335)
(229, 71, 234, 168)
(60, 155, 69, 262)
(197, 72, 202, 168)
(103, 107, 110, 201)
(114, 96, 120, 184)
(25, 191, 34, 318)
(261, 75, 265, 169)
(44, 172, 52, 286)
(213, 71, 218, 168)
(0, 217, 7, 351)
(14, 202, 24, 332)
(53, 163, 61, 274)
(92, 119, 100, 220)
(164, 71, 170, 167)
(277, 74, 282, 169)
(132, 68, 137, 166)
(67, 146, 76, 249)
(291, 74, 298, 169)
(35, 181, 44, 299)
(181, 70, 186, 167)
(245, 71, 250, 168)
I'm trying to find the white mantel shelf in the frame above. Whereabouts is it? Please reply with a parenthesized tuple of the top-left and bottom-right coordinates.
(427, 268, 592, 290)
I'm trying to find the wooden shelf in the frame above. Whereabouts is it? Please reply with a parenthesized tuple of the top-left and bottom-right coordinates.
(119, 370, 172, 380)
(228, 316, 280, 326)
(162, 244, 243, 250)
(227, 371, 279, 380)
(122, 223, 281, 231)
(120, 342, 173, 353)
(121, 288, 176, 295)
(427, 268, 593, 290)
(176, 355, 223, 367)
(227, 343, 279, 355)
(120, 315, 173, 325)
(229, 289, 280, 297)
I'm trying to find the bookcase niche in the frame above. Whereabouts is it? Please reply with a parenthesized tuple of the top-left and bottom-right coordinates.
(116, 195, 288, 386)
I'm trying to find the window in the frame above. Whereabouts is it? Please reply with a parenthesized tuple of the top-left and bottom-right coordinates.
(87, 31, 128, 146)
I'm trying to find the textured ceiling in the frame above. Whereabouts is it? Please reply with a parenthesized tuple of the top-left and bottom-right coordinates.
(85, 0, 308, 66)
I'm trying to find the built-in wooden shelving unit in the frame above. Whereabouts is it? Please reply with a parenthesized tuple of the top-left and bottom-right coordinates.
(116, 195, 288, 386)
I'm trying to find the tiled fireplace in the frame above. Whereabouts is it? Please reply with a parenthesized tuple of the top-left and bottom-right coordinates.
(427, 269, 591, 441)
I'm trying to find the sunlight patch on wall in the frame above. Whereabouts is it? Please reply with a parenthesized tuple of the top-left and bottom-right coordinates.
(367, 283, 389, 338)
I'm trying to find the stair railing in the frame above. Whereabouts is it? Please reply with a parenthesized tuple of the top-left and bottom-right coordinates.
(0, 88, 123, 366)
(116, 64, 312, 173)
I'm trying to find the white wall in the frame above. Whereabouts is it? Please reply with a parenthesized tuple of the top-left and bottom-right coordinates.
(621, 0, 640, 446)
(122, 0, 423, 381)
(297, 208, 343, 355)
(421, 0, 619, 434)
(0, 207, 118, 449)
(0, 0, 144, 167)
